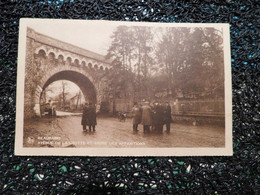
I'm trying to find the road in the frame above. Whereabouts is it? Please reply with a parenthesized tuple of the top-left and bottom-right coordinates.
(56, 110, 82, 116)
(23, 115, 225, 148)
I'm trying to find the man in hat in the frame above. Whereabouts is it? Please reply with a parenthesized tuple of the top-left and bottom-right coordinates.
(164, 102, 172, 133)
(87, 102, 97, 132)
(141, 101, 153, 133)
(132, 102, 142, 131)
(153, 101, 164, 133)
(81, 103, 89, 132)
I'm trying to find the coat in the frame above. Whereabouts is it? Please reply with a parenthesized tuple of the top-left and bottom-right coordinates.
(153, 105, 164, 125)
(87, 105, 97, 125)
(141, 105, 153, 125)
(132, 106, 142, 125)
(164, 105, 172, 123)
(81, 107, 89, 126)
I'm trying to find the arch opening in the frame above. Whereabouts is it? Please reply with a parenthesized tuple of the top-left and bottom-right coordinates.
(66, 57, 72, 65)
(48, 52, 55, 60)
(74, 59, 79, 66)
(38, 49, 47, 57)
(58, 54, 64, 63)
(81, 61, 86, 67)
(39, 70, 97, 116)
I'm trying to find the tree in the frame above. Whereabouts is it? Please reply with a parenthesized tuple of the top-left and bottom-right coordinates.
(61, 80, 69, 110)
(106, 25, 225, 109)
(106, 25, 156, 102)
(105, 62, 135, 114)
(132, 26, 155, 100)
(156, 27, 224, 99)
(106, 26, 135, 71)
(155, 27, 190, 98)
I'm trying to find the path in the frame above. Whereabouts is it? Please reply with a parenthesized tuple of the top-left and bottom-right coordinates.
(23, 116, 225, 148)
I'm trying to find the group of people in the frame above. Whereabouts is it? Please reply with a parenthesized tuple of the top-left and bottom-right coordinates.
(81, 102, 97, 132)
(81, 101, 172, 134)
(132, 101, 172, 133)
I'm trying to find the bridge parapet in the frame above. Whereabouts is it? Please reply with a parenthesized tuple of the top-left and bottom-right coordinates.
(27, 27, 111, 71)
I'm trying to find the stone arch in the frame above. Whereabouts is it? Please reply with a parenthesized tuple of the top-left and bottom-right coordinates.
(46, 49, 57, 59)
(35, 46, 48, 55)
(74, 59, 80, 66)
(48, 52, 56, 60)
(37, 49, 47, 58)
(77, 58, 84, 65)
(88, 63, 92, 68)
(66, 57, 72, 65)
(57, 51, 65, 58)
(81, 61, 86, 67)
(100, 66, 104, 70)
(68, 55, 77, 63)
(57, 54, 64, 63)
(33, 67, 97, 116)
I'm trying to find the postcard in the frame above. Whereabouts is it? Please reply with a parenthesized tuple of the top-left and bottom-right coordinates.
(15, 18, 232, 156)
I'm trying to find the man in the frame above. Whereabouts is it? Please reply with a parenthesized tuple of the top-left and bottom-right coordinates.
(141, 101, 153, 133)
(150, 102, 155, 131)
(153, 101, 164, 133)
(81, 103, 89, 132)
(87, 102, 97, 132)
(132, 102, 142, 132)
(164, 102, 172, 133)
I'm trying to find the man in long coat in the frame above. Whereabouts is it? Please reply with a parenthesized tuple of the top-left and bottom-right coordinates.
(132, 102, 142, 131)
(81, 103, 89, 131)
(164, 102, 172, 133)
(87, 103, 97, 132)
(153, 102, 164, 133)
(141, 101, 153, 133)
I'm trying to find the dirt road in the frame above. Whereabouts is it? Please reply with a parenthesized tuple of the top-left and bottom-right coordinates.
(23, 115, 225, 148)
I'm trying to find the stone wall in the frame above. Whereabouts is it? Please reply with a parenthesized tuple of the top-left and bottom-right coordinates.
(24, 35, 37, 118)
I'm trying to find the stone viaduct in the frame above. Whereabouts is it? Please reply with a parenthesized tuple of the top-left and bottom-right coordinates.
(24, 27, 113, 118)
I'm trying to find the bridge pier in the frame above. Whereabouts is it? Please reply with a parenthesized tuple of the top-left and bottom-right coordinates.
(33, 103, 41, 117)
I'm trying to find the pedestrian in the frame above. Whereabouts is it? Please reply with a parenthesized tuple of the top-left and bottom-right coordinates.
(153, 101, 164, 133)
(132, 102, 142, 132)
(141, 101, 153, 133)
(158, 102, 164, 132)
(87, 102, 97, 132)
(150, 102, 155, 131)
(164, 102, 172, 133)
(81, 103, 89, 132)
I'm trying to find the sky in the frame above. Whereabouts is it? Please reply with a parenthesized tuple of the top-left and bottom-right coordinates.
(28, 20, 117, 55)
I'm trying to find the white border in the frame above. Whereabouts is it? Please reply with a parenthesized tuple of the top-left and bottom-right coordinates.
(15, 19, 232, 156)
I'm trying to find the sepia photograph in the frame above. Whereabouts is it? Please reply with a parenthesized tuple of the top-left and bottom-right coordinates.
(15, 19, 232, 156)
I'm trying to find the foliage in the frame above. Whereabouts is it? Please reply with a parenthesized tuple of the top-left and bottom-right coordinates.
(106, 25, 224, 102)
